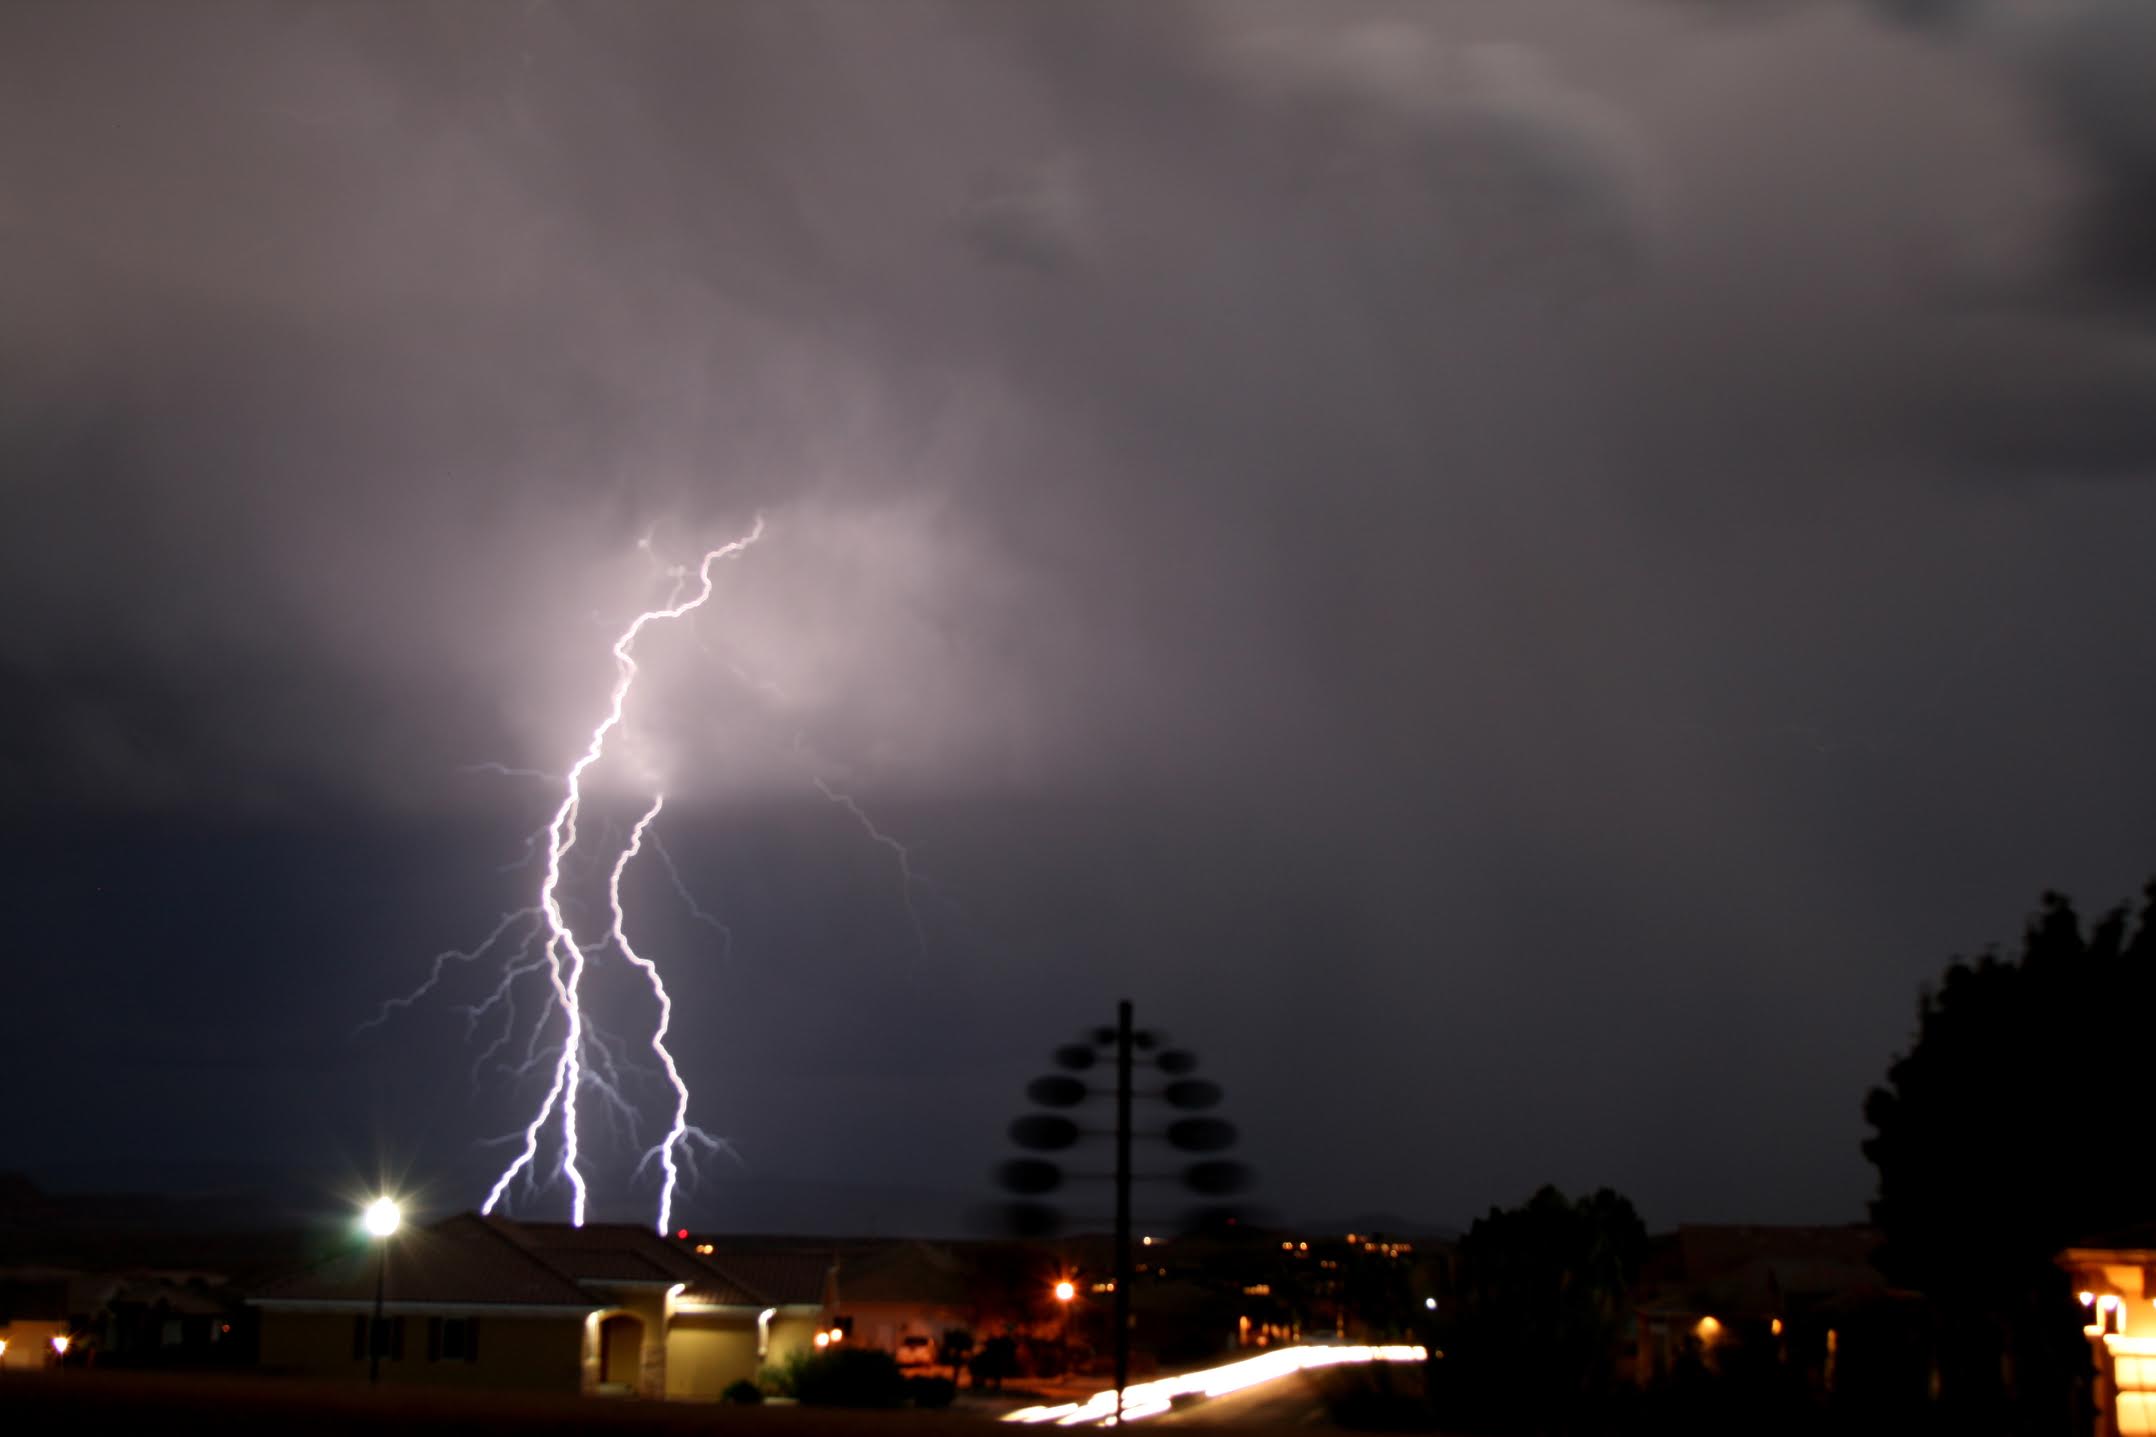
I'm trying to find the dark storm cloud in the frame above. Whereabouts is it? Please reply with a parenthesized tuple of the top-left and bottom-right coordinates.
(5, 0, 2156, 1230)
(1864, 0, 2156, 307)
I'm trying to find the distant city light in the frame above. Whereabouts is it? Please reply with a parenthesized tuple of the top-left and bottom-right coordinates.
(363, 1197, 402, 1238)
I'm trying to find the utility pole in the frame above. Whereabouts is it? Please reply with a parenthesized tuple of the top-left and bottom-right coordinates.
(1114, 998, 1133, 1427)
(996, 1003, 1248, 1426)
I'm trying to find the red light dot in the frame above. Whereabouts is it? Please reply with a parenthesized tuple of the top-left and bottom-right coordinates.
(677, 1229, 689, 1240)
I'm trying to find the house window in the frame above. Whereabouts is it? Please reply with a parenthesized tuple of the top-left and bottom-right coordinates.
(427, 1317, 481, 1363)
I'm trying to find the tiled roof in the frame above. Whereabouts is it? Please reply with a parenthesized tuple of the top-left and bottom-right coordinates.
(2064, 1221, 2156, 1255)
(490, 1220, 713, 1287)
(249, 1215, 848, 1312)
(837, 1241, 971, 1306)
(1633, 1225, 1889, 1319)
(699, 1249, 835, 1308)
(250, 1214, 593, 1310)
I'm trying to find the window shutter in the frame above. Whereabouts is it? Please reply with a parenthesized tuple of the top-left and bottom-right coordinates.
(427, 1317, 443, 1362)
(352, 1315, 367, 1359)
(465, 1317, 480, 1363)
(390, 1316, 406, 1360)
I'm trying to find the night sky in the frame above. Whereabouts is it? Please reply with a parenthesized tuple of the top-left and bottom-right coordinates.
(5, 0, 2155, 1238)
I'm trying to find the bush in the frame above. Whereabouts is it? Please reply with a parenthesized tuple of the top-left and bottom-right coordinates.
(971, 1334, 1020, 1390)
(792, 1346, 906, 1409)
(905, 1375, 958, 1409)
(759, 1352, 809, 1398)
(722, 1378, 765, 1404)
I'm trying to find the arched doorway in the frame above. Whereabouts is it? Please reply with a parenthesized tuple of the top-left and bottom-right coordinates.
(599, 1313, 644, 1389)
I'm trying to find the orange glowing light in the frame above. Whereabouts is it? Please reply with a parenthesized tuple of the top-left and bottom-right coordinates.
(1054, 1280, 1076, 1302)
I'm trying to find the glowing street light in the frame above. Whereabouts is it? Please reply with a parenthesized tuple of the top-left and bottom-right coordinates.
(50, 1334, 70, 1357)
(364, 1197, 403, 1238)
(363, 1196, 402, 1384)
(1054, 1280, 1076, 1303)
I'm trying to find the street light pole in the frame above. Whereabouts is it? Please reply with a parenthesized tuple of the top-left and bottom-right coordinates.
(363, 1197, 402, 1386)
(370, 1241, 388, 1385)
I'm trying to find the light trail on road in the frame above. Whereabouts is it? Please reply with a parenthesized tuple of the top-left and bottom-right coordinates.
(1002, 1343, 1428, 1427)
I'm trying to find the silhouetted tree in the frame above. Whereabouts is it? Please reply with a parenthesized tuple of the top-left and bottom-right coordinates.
(1864, 883, 2156, 1433)
(970, 1334, 1020, 1391)
(791, 1345, 906, 1408)
(937, 1327, 976, 1384)
(1436, 1185, 1647, 1431)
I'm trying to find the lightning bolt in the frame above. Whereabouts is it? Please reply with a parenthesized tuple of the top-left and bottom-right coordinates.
(369, 514, 916, 1230)
(477, 516, 764, 1226)
(608, 795, 703, 1234)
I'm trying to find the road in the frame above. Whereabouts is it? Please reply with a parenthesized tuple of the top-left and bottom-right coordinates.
(1151, 1372, 1330, 1427)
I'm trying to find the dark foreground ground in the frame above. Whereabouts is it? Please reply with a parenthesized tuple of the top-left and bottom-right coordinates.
(0, 1370, 1440, 1437)
(1, 1373, 994, 1437)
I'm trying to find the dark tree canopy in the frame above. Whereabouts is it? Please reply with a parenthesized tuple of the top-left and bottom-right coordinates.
(1865, 882, 2156, 1293)
(1863, 880, 2156, 1426)
(1438, 1185, 1648, 1428)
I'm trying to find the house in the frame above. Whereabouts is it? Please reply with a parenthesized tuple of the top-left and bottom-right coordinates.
(828, 1240, 974, 1364)
(2058, 1225, 2156, 1437)
(89, 1272, 245, 1365)
(252, 1214, 596, 1391)
(248, 1213, 831, 1399)
(675, 1243, 838, 1396)
(1631, 1225, 1927, 1402)
(0, 1268, 76, 1369)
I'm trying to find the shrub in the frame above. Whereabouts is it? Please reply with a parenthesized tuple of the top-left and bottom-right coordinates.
(759, 1351, 810, 1397)
(722, 1378, 765, 1405)
(792, 1346, 906, 1409)
(970, 1334, 1020, 1390)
